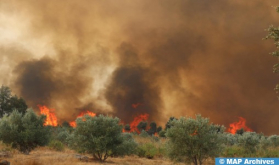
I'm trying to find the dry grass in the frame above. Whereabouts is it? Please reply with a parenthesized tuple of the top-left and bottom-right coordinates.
(1, 147, 184, 165)
(133, 135, 167, 146)
(0, 138, 214, 165)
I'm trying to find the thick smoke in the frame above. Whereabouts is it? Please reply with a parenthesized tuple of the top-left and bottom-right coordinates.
(105, 43, 162, 122)
(0, 0, 279, 134)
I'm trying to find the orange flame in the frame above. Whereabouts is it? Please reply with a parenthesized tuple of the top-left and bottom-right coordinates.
(69, 111, 96, 127)
(227, 117, 253, 134)
(123, 113, 149, 134)
(38, 105, 58, 127)
(132, 103, 143, 109)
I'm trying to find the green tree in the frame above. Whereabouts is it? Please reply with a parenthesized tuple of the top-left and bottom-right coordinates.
(137, 121, 147, 133)
(0, 85, 27, 117)
(69, 115, 130, 161)
(267, 135, 279, 147)
(113, 133, 138, 157)
(124, 124, 131, 132)
(0, 109, 50, 154)
(50, 126, 71, 144)
(156, 126, 162, 133)
(147, 121, 157, 135)
(159, 130, 166, 137)
(265, 7, 279, 94)
(165, 116, 177, 130)
(236, 128, 245, 135)
(238, 132, 260, 154)
(61, 121, 71, 128)
(166, 115, 225, 165)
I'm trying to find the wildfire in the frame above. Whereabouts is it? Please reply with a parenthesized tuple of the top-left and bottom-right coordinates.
(132, 103, 143, 109)
(123, 113, 149, 133)
(38, 105, 58, 126)
(69, 111, 96, 127)
(227, 117, 253, 134)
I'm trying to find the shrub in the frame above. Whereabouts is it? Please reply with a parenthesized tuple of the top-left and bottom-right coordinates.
(139, 130, 149, 138)
(113, 133, 138, 157)
(156, 126, 162, 133)
(124, 124, 131, 132)
(238, 132, 260, 154)
(151, 135, 159, 142)
(0, 85, 28, 117)
(49, 140, 64, 151)
(259, 136, 270, 150)
(236, 128, 245, 135)
(69, 114, 127, 161)
(267, 135, 279, 147)
(222, 146, 245, 157)
(157, 143, 167, 157)
(159, 130, 166, 137)
(166, 114, 225, 165)
(137, 143, 158, 159)
(165, 117, 177, 130)
(224, 133, 237, 146)
(50, 126, 71, 144)
(147, 121, 157, 135)
(137, 121, 147, 133)
(0, 109, 50, 154)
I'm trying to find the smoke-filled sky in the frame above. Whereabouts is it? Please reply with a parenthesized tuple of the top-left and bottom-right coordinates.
(1, 0, 279, 134)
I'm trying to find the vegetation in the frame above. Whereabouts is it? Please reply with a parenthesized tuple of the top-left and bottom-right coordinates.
(265, 6, 279, 94)
(0, 85, 28, 117)
(0, 109, 279, 164)
(49, 126, 72, 144)
(137, 143, 158, 159)
(48, 140, 65, 151)
(165, 117, 177, 130)
(113, 133, 138, 157)
(0, 109, 50, 154)
(0, 87, 278, 163)
(68, 114, 133, 161)
(137, 121, 148, 133)
(124, 124, 131, 132)
(147, 121, 157, 135)
(166, 115, 225, 165)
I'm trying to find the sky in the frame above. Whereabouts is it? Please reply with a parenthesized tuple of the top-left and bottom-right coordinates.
(0, 0, 279, 134)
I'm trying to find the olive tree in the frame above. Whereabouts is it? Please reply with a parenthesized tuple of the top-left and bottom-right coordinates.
(265, 7, 279, 94)
(0, 109, 50, 154)
(267, 135, 279, 147)
(166, 114, 225, 165)
(0, 85, 27, 117)
(237, 132, 260, 154)
(69, 115, 133, 161)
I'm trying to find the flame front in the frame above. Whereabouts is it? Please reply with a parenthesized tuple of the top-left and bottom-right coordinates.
(227, 117, 253, 134)
(123, 113, 149, 133)
(38, 105, 58, 127)
(69, 110, 96, 127)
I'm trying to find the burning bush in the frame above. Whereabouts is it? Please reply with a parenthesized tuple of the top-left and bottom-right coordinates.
(68, 114, 134, 161)
(0, 109, 50, 154)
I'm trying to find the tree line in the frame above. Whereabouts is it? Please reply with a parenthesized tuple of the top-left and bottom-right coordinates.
(1, 85, 279, 165)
